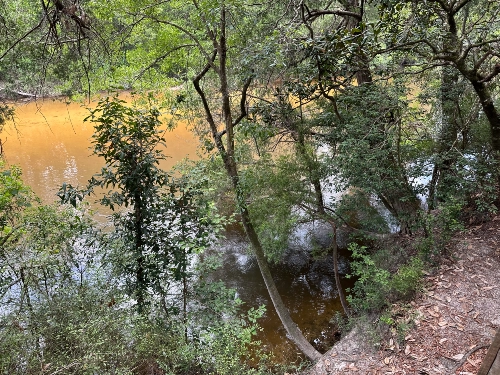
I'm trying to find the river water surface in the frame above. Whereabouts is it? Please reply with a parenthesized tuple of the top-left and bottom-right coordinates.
(3, 95, 349, 363)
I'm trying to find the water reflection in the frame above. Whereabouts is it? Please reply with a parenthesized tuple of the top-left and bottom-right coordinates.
(209, 222, 352, 362)
(3, 95, 200, 205)
(3, 96, 351, 364)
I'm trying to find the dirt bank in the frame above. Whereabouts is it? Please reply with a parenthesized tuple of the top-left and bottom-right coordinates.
(303, 215, 500, 374)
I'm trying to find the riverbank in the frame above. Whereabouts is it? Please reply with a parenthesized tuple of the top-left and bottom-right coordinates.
(302, 215, 500, 375)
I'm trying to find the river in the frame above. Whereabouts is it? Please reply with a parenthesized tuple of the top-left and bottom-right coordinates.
(2, 95, 349, 364)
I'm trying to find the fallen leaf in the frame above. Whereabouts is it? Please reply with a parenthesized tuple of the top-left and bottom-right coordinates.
(452, 353, 464, 361)
(438, 321, 448, 327)
(467, 358, 478, 366)
(481, 286, 494, 291)
(428, 310, 440, 318)
(405, 345, 411, 355)
(439, 338, 448, 344)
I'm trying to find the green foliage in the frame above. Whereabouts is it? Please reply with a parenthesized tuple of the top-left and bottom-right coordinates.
(0, 162, 34, 228)
(84, 94, 168, 210)
(0, 281, 266, 375)
(419, 199, 465, 263)
(69, 96, 227, 314)
(0, 105, 14, 128)
(346, 244, 424, 313)
(1, 162, 267, 374)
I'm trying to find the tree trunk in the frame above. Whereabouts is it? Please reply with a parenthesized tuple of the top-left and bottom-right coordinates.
(329, 222, 350, 317)
(191, 4, 322, 362)
(470, 79, 500, 155)
(239, 203, 322, 362)
(428, 66, 462, 209)
(344, 0, 421, 233)
(135, 192, 145, 313)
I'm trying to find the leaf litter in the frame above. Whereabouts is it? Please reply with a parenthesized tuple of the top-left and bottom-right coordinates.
(303, 215, 500, 374)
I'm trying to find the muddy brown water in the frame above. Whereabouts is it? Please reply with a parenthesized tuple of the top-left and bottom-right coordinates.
(3, 96, 351, 364)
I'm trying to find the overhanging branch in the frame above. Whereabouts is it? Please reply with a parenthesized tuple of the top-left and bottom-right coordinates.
(232, 75, 253, 127)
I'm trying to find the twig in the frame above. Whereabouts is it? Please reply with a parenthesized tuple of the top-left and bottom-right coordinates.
(451, 343, 489, 373)
(47, 361, 79, 375)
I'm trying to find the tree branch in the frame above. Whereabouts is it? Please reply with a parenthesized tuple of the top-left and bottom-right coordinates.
(458, 38, 500, 64)
(305, 9, 362, 22)
(192, 50, 224, 146)
(0, 18, 44, 61)
(452, 0, 474, 15)
(451, 343, 489, 373)
(478, 63, 500, 83)
(232, 75, 253, 127)
(134, 44, 196, 81)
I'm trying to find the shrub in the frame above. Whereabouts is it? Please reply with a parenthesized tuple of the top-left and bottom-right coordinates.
(346, 244, 424, 313)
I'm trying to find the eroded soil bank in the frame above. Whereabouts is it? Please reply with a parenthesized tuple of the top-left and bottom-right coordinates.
(302, 215, 500, 375)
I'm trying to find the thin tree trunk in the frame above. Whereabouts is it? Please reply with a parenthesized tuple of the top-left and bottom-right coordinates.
(135, 192, 145, 313)
(428, 66, 461, 209)
(191, 5, 322, 361)
(329, 222, 350, 317)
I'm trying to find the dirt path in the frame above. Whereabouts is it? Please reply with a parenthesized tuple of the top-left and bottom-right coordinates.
(304, 216, 500, 375)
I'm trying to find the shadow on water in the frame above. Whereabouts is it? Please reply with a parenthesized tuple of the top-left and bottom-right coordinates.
(207, 221, 355, 364)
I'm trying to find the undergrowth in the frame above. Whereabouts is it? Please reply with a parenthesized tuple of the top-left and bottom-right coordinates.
(338, 199, 470, 349)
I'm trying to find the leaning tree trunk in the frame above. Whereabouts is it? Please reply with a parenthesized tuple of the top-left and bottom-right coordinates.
(470, 79, 500, 155)
(191, 5, 322, 362)
(238, 200, 322, 362)
(441, 5, 500, 193)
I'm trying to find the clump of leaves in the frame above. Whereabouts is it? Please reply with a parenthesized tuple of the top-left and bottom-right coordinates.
(346, 244, 424, 313)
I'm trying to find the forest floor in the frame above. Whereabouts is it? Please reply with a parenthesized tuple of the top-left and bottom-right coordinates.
(302, 214, 500, 375)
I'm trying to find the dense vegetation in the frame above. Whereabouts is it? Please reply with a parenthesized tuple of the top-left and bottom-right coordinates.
(1, 0, 499, 373)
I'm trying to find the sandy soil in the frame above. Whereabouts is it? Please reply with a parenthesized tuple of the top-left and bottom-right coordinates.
(303, 215, 500, 375)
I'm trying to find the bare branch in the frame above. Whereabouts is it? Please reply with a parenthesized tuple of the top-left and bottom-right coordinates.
(374, 39, 436, 57)
(452, 0, 474, 15)
(451, 344, 490, 373)
(305, 9, 362, 22)
(134, 44, 196, 81)
(0, 18, 44, 61)
(192, 51, 224, 146)
(232, 75, 253, 127)
(300, 2, 315, 39)
(459, 38, 500, 63)
(474, 50, 493, 71)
